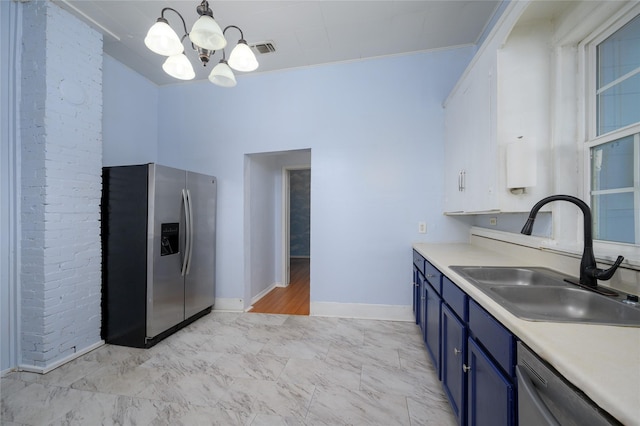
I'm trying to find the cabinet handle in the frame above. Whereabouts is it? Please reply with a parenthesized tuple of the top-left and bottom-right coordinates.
(463, 364, 471, 373)
(458, 171, 462, 191)
(426, 274, 435, 278)
(461, 170, 466, 191)
(454, 348, 462, 355)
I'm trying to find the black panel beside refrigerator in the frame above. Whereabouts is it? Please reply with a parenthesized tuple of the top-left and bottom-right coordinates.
(101, 163, 217, 348)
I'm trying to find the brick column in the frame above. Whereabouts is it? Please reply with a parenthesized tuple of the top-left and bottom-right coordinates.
(20, 0, 103, 370)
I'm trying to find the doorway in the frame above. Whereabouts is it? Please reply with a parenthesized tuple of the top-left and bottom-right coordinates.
(249, 166, 310, 315)
(245, 150, 310, 315)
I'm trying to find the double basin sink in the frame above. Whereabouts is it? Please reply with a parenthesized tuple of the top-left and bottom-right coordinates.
(449, 266, 640, 327)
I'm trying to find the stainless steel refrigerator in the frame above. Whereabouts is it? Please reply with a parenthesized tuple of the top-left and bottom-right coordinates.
(101, 163, 217, 348)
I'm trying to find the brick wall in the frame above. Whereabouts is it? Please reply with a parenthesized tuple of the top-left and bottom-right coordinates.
(20, 0, 103, 369)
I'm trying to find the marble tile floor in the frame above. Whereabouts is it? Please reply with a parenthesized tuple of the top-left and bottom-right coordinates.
(1, 312, 456, 426)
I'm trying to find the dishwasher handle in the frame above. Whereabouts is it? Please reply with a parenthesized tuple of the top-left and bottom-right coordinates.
(516, 365, 561, 426)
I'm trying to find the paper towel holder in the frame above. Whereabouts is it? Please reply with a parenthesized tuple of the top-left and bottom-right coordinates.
(507, 136, 537, 195)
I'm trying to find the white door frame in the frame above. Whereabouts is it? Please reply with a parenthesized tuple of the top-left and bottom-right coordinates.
(281, 165, 310, 287)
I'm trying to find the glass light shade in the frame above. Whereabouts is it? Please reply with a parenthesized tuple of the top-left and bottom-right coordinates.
(228, 41, 259, 72)
(144, 19, 184, 56)
(208, 61, 237, 87)
(162, 54, 195, 80)
(190, 15, 226, 51)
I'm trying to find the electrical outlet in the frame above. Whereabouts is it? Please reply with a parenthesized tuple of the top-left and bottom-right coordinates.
(489, 217, 497, 226)
(418, 222, 427, 234)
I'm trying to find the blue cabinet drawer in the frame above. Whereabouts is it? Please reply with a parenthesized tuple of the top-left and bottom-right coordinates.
(413, 250, 425, 275)
(424, 261, 442, 294)
(442, 276, 468, 322)
(468, 299, 515, 377)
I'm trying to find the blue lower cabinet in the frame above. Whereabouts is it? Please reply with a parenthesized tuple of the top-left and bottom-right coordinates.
(424, 282, 441, 378)
(467, 338, 515, 426)
(413, 265, 421, 324)
(413, 250, 426, 326)
(411, 253, 517, 426)
(442, 304, 467, 426)
(419, 278, 428, 337)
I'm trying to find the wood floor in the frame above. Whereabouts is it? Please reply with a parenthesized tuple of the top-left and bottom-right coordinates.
(248, 258, 310, 315)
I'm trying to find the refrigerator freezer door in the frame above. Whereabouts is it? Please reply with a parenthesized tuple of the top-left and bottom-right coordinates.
(147, 164, 187, 338)
(184, 171, 217, 318)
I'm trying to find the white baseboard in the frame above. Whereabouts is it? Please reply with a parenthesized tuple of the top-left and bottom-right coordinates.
(310, 302, 413, 322)
(213, 297, 244, 312)
(18, 340, 104, 374)
(250, 282, 280, 306)
(1, 367, 16, 377)
(214, 298, 414, 321)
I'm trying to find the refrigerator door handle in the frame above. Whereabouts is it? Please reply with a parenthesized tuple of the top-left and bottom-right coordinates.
(181, 189, 191, 276)
(186, 189, 194, 275)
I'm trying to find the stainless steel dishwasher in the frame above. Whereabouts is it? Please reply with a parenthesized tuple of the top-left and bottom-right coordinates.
(516, 342, 621, 426)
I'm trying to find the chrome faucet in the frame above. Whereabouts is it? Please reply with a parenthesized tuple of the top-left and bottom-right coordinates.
(521, 195, 624, 291)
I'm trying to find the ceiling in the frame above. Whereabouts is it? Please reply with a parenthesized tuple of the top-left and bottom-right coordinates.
(55, 0, 502, 86)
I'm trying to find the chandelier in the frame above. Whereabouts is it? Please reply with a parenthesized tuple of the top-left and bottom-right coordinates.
(144, 0, 259, 87)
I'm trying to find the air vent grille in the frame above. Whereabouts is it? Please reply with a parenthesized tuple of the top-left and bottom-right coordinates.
(250, 42, 276, 55)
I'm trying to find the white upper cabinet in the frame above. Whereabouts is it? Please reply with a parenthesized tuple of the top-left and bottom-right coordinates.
(443, 1, 554, 214)
(444, 49, 497, 214)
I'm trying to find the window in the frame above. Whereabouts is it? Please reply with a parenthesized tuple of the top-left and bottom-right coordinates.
(587, 12, 640, 245)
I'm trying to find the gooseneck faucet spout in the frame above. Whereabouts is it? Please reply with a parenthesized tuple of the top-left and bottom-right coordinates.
(521, 195, 624, 289)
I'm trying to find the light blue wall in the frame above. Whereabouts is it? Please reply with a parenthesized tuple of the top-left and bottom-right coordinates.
(156, 48, 474, 306)
(102, 54, 158, 166)
(245, 153, 278, 303)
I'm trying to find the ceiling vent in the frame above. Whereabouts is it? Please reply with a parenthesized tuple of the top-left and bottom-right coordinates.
(250, 42, 276, 55)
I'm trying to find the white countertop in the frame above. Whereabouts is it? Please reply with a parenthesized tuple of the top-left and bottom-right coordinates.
(413, 242, 640, 425)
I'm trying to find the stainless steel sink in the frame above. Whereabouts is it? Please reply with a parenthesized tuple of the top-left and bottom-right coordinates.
(450, 266, 569, 287)
(450, 266, 640, 327)
(488, 286, 640, 325)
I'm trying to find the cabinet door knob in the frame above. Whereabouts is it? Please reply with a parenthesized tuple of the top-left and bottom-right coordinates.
(462, 364, 471, 373)
(454, 348, 462, 355)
